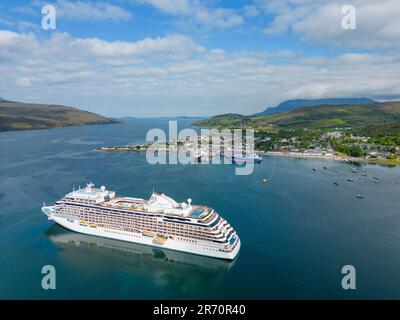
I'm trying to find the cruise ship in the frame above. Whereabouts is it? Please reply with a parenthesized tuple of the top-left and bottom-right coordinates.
(42, 183, 240, 260)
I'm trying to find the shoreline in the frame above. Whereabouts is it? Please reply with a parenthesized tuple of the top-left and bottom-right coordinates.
(263, 151, 400, 167)
(263, 151, 348, 162)
(96, 145, 399, 167)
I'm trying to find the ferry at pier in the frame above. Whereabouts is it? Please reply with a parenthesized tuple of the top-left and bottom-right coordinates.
(229, 154, 263, 164)
(42, 183, 240, 260)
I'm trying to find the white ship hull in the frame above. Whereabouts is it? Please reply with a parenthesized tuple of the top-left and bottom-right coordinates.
(43, 206, 240, 260)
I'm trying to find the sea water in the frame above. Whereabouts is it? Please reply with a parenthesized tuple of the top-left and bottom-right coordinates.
(0, 118, 399, 299)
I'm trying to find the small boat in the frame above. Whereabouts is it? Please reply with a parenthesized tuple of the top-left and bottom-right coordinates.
(356, 195, 364, 199)
(334, 182, 339, 186)
(261, 178, 268, 184)
(352, 168, 358, 173)
(323, 166, 327, 170)
(312, 168, 317, 171)
(373, 176, 380, 180)
(347, 178, 354, 182)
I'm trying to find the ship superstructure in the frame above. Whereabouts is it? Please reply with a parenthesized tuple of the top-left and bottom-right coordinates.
(42, 183, 240, 260)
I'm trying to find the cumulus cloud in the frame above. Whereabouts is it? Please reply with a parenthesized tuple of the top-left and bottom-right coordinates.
(13, 0, 133, 22)
(15, 77, 32, 88)
(257, 0, 400, 49)
(137, 0, 244, 29)
(1, 29, 400, 116)
(77, 34, 205, 57)
(56, 0, 133, 21)
(0, 30, 203, 59)
(244, 5, 260, 18)
(137, 0, 191, 15)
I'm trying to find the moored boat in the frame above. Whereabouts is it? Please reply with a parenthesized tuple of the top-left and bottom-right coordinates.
(229, 154, 263, 164)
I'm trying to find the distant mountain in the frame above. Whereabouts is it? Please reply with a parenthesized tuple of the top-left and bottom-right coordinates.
(254, 98, 376, 116)
(0, 98, 121, 132)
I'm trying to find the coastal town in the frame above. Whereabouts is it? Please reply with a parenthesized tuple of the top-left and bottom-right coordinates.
(254, 127, 400, 165)
(96, 127, 400, 166)
(96, 131, 253, 162)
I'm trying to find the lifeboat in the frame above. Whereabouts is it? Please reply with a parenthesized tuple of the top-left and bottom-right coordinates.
(153, 235, 168, 245)
(142, 231, 156, 237)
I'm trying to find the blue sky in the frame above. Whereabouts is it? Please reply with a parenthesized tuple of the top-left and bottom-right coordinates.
(1, 0, 400, 116)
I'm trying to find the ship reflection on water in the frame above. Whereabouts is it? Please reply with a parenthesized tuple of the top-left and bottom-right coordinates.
(45, 225, 236, 295)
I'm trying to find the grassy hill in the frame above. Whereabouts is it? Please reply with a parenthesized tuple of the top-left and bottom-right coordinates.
(253, 97, 376, 116)
(0, 98, 121, 132)
(194, 102, 400, 131)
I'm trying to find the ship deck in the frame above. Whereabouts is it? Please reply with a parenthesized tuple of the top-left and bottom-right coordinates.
(101, 196, 210, 219)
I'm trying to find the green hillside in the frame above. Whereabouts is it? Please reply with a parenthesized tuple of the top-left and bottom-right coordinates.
(0, 99, 121, 132)
(194, 102, 400, 130)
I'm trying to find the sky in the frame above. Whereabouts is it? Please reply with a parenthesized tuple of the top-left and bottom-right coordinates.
(0, 0, 400, 117)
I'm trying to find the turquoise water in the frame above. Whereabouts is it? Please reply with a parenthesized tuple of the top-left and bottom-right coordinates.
(0, 118, 399, 299)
